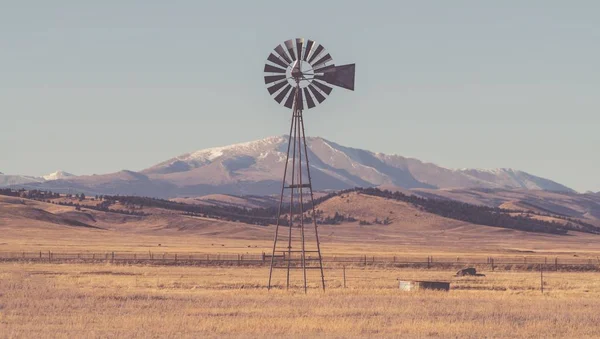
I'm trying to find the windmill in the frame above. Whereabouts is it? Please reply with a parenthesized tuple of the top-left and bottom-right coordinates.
(263, 38, 355, 292)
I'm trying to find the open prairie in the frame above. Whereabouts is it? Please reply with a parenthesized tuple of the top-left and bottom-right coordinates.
(3, 194, 600, 338)
(2, 263, 600, 338)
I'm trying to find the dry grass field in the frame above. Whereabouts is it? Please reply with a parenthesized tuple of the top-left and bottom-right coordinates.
(2, 263, 600, 338)
(3, 193, 600, 337)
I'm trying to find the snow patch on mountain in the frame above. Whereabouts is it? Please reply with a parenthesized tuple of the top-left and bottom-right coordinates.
(184, 136, 287, 162)
(43, 171, 75, 181)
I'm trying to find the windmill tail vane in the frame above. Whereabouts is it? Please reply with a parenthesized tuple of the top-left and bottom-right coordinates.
(264, 38, 355, 292)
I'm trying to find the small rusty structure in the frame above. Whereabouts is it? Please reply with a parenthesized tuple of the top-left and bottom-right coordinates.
(398, 280, 450, 292)
(455, 267, 485, 277)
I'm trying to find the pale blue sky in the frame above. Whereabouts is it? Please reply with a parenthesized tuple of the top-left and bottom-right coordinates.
(1, 1, 598, 192)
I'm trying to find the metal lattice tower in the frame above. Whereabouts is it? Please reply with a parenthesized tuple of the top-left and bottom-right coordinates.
(263, 38, 355, 292)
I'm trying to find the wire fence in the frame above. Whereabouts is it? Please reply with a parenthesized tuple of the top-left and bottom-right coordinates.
(1, 251, 599, 271)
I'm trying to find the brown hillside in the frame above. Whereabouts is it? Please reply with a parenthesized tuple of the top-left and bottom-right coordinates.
(316, 191, 467, 231)
(3, 194, 600, 257)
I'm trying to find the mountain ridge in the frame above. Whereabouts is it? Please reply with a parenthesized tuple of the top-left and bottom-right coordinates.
(2, 136, 574, 197)
(0, 170, 76, 187)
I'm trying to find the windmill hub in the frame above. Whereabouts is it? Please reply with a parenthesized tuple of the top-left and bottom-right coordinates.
(288, 60, 314, 88)
(291, 60, 303, 79)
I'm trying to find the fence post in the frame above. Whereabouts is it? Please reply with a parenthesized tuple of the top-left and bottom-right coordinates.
(427, 256, 430, 269)
(262, 252, 265, 263)
(238, 254, 240, 266)
(48, 251, 51, 262)
(364, 255, 367, 266)
(39, 251, 42, 259)
(343, 266, 346, 288)
(540, 266, 544, 294)
(555, 257, 558, 271)
(491, 258, 495, 271)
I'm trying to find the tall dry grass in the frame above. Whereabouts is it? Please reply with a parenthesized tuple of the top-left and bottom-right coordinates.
(1, 263, 600, 338)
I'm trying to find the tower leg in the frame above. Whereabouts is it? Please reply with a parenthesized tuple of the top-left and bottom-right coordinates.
(267, 116, 295, 290)
(286, 112, 297, 290)
(299, 114, 326, 291)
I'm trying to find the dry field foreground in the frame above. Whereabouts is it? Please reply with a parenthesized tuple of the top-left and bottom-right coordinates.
(1, 263, 600, 338)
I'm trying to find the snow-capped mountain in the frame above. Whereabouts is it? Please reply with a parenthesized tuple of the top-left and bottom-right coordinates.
(140, 136, 573, 195)
(3, 136, 574, 197)
(42, 171, 75, 181)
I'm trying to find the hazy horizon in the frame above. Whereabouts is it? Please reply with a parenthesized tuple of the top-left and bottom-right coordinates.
(2, 1, 599, 192)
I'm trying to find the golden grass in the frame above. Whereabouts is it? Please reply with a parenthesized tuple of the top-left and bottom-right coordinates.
(2, 263, 600, 338)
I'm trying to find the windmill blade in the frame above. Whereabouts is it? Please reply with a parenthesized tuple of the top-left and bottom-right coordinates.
(303, 88, 316, 109)
(267, 53, 289, 69)
(316, 63, 355, 91)
(303, 40, 315, 61)
(264, 74, 286, 84)
(274, 45, 292, 64)
(274, 84, 293, 104)
(312, 64, 335, 74)
(284, 39, 296, 61)
(295, 38, 304, 62)
(311, 53, 332, 68)
(284, 87, 296, 108)
(264, 64, 286, 74)
(267, 80, 288, 95)
(307, 45, 324, 64)
(311, 80, 333, 95)
(308, 84, 327, 103)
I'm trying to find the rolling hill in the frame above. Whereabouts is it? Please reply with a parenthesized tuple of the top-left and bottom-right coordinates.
(3, 190, 600, 256)
(410, 188, 600, 223)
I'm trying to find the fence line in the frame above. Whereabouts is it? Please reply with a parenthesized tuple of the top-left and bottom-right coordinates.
(1, 251, 599, 270)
